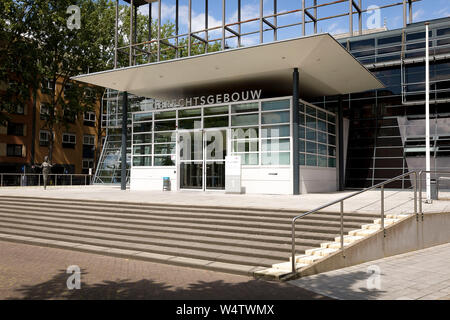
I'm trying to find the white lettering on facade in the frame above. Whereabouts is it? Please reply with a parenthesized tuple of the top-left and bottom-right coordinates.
(150, 90, 263, 110)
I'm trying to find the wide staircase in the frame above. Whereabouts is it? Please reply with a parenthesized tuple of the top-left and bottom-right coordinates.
(0, 196, 380, 276)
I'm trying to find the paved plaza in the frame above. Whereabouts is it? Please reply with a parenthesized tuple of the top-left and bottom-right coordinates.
(290, 242, 450, 300)
(1, 185, 449, 215)
(0, 240, 327, 300)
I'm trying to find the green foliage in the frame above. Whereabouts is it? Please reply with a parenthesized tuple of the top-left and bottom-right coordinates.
(0, 0, 222, 158)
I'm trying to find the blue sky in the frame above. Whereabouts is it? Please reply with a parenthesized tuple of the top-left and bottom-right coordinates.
(120, 0, 450, 45)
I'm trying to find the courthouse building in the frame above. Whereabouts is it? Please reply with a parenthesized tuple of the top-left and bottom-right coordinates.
(73, 0, 450, 194)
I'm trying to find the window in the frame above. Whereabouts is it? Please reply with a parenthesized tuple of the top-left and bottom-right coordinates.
(63, 83, 74, 96)
(40, 78, 53, 92)
(299, 102, 337, 168)
(63, 109, 77, 123)
(40, 103, 50, 120)
(39, 130, 51, 146)
(7, 144, 23, 157)
(84, 111, 96, 126)
(62, 133, 76, 148)
(82, 159, 94, 169)
(83, 134, 95, 145)
(7, 122, 24, 136)
(84, 87, 95, 99)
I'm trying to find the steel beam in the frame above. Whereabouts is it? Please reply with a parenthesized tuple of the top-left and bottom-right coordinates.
(349, 0, 353, 36)
(148, 1, 152, 62)
(157, 0, 161, 61)
(115, 0, 118, 68)
(205, 0, 209, 53)
(129, 0, 134, 66)
(175, 0, 178, 57)
(260, 0, 263, 43)
(222, 0, 225, 50)
(302, 0, 306, 36)
(188, 0, 192, 56)
(238, 0, 241, 47)
(403, 0, 407, 27)
(274, 0, 277, 41)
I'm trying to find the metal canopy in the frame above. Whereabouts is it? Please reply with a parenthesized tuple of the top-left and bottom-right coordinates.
(72, 34, 384, 100)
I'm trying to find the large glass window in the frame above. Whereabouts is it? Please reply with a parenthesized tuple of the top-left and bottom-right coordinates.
(299, 102, 337, 168)
(131, 98, 293, 168)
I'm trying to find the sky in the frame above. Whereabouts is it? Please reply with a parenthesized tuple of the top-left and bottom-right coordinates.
(119, 0, 450, 46)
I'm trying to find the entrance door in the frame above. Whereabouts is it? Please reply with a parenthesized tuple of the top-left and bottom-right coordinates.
(204, 129, 227, 190)
(178, 129, 227, 191)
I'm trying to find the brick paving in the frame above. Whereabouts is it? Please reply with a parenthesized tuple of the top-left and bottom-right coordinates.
(0, 240, 327, 300)
(290, 242, 450, 300)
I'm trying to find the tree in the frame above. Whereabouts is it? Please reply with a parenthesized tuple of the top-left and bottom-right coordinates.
(1, 0, 221, 162)
(0, 0, 40, 125)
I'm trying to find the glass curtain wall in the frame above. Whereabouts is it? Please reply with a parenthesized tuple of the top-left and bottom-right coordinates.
(313, 18, 450, 189)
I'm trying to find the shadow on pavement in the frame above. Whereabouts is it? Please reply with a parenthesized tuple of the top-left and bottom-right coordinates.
(6, 268, 332, 300)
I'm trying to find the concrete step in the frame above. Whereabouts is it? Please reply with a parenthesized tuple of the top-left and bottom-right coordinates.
(0, 214, 315, 254)
(0, 222, 288, 262)
(0, 204, 358, 235)
(0, 208, 340, 241)
(0, 226, 278, 268)
(349, 228, 379, 237)
(0, 196, 381, 219)
(0, 210, 324, 248)
(334, 235, 365, 243)
(0, 233, 265, 277)
(0, 197, 372, 228)
(0, 195, 388, 278)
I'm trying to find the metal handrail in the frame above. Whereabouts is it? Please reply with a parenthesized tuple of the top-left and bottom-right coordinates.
(418, 170, 450, 221)
(0, 173, 93, 187)
(291, 171, 418, 273)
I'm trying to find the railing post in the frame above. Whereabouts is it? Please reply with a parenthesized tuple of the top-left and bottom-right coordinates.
(414, 171, 418, 221)
(71, 174, 73, 186)
(55, 174, 57, 186)
(381, 185, 385, 237)
(85, 175, 87, 186)
(419, 171, 423, 221)
(291, 219, 296, 273)
(1, 174, 3, 187)
(340, 201, 345, 257)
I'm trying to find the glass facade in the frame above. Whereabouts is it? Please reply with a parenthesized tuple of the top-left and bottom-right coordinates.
(130, 98, 295, 168)
(96, 17, 450, 190)
(299, 102, 337, 169)
(312, 18, 450, 189)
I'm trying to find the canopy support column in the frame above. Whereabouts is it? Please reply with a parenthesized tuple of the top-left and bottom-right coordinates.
(338, 95, 345, 191)
(121, 91, 128, 190)
(293, 68, 300, 195)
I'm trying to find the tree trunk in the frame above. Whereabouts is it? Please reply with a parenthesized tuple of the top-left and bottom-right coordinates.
(48, 127, 54, 162)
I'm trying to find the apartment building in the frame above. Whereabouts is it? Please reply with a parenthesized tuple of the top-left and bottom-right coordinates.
(0, 78, 104, 175)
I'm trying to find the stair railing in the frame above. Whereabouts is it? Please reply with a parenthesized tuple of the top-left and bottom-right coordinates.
(291, 171, 418, 274)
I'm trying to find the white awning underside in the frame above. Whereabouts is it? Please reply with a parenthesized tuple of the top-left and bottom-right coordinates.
(72, 34, 384, 100)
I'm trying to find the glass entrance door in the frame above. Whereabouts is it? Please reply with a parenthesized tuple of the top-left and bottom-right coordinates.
(204, 129, 227, 190)
(178, 129, 227, 191)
